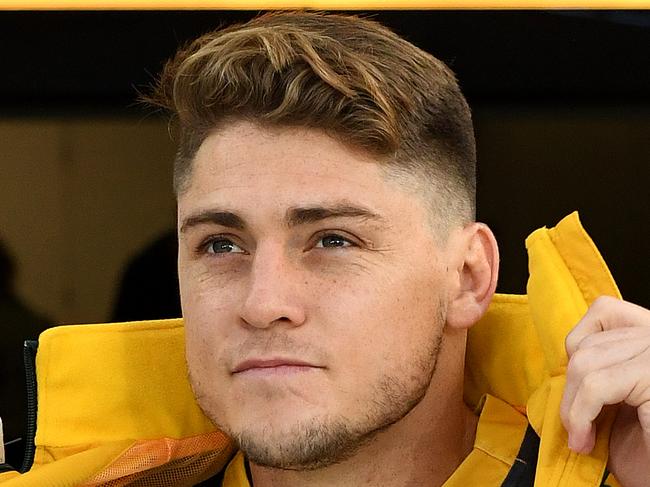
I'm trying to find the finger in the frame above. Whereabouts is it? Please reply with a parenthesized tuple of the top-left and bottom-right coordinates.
(575, 327, 650, 354)
(566, 352, 650, 454)
(566, 297, 650, 357)
(561, 339, 650, 432)
(639, 402, 650, 441)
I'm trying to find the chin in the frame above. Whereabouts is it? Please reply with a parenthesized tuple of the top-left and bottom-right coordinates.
(226, 398, 326, 434)
(227, 413, 367, 471)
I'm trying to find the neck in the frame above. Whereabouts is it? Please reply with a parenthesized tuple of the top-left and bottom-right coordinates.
(249, 329, 477, 487)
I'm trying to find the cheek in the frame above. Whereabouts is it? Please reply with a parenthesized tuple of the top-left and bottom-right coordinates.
(326, 269, 445, 373)
(180, 255, 244, 322)
(181, 268, 244, 379)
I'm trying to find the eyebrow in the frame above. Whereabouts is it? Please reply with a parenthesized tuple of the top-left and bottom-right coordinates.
(180, 211, 246, 233)
(285, 204, 385, 227)
(180, 203, 385, 234)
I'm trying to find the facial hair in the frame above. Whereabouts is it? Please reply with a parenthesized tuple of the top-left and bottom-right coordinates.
(216, 317, 445, 471)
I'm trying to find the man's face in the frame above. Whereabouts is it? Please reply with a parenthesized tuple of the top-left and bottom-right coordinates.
(178, 121, 455, 469)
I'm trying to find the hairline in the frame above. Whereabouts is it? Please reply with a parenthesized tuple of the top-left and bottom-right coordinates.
(174, 120, 473, 243)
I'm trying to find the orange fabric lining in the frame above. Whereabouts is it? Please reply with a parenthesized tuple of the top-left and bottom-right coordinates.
(81, 431, 235, 486)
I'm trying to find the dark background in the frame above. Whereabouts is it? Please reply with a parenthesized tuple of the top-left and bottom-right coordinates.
(1, 10, 648, 306)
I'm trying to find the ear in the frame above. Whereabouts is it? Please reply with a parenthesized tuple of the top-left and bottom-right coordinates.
(445, 223, 499, 330)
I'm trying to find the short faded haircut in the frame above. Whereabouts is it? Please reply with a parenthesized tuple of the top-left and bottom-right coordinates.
(148, 12, 476, 224)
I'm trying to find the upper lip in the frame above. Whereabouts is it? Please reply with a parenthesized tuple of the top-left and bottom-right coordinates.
(232, 358, 321, 374)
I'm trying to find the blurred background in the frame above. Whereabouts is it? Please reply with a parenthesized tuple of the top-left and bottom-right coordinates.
(0, 8, 648, 467)
(1, 10, 648, 327)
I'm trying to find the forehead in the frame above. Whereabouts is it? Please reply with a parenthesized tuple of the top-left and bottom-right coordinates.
(177, 121, 427, 222)
(191, 122, 380, 184)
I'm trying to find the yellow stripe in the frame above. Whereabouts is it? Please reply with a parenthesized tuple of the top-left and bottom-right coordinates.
(223, 451, 251, 487)
(1, 0, 650, 9)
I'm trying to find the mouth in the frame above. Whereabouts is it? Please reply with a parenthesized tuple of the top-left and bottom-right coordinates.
(232, 358, 323, 376)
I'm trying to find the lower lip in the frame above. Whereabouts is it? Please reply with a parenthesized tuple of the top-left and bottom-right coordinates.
(234, 365, 318, 377)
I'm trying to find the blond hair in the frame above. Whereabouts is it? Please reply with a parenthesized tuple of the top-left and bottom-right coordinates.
(149, 12, 476, 222)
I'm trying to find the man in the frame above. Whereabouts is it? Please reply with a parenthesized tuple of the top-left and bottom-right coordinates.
(1, 11, 648, 487)
(152, 11, 649, 486)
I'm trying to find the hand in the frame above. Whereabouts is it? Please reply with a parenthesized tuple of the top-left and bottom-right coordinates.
(561, 296, 650, 487)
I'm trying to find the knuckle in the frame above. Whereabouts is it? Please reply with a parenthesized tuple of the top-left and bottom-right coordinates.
(593, 294, 615, 306)
(581, 370, 605, 399)
(590, 295, 616, 313)
(565, 330, 579, 355)
(567, 348, 593, 379)
(576, 333, 598, 350)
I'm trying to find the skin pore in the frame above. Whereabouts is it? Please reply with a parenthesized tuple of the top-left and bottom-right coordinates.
(178, 120, 499, 486)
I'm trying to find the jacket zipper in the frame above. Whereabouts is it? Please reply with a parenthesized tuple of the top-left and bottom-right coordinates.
(21, 340, 38, 473)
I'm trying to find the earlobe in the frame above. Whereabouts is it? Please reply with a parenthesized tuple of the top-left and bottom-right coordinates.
(446, 223, 499, 330)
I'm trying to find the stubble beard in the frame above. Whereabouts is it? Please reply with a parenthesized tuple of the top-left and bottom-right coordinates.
(218, 326, 445, 471)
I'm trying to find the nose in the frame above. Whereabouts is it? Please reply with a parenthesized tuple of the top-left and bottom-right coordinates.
(239, 244, 307, 329)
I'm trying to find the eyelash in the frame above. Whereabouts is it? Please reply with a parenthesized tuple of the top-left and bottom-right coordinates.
(196, 235, 244, 256)
(314, 233, 356, 248)
(195, 232, 359, 256)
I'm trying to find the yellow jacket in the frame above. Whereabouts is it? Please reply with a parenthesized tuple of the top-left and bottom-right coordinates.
(0, 213, 622, 486)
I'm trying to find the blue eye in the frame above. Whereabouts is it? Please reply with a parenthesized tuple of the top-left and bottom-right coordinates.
(316, 234, 353, 248)
(206, 238, 244, 254)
